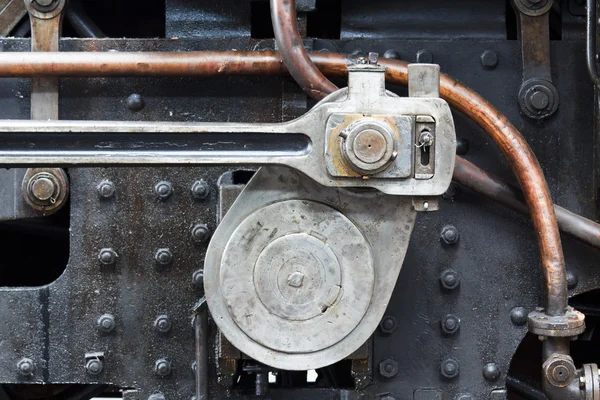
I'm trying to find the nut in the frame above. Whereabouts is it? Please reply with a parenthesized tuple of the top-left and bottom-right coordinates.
(379, 358, 398, 378)
(155, 358, 172, 377)
(97, 314, 116, 333)
(154, 181, 173, 200)
(154, 315, 172, 333)
(97, 180, 116, 198)
(155, 248, 173, 266)
(98, 248, 117, 266)
(440, 358, 460, 379)
(380, 316, 398, 334)
(17, 358, 35, 377)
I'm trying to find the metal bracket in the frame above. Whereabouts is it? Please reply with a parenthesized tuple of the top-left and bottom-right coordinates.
(513, 0, 560, 119)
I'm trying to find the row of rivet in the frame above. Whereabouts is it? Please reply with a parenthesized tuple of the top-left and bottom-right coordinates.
(97, 179, 211, 201)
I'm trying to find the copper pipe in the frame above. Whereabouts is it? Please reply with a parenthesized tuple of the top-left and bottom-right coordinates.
(270, 0, 338, 99)
(0, 50, 568, 314)
(454, 157, 600, 249)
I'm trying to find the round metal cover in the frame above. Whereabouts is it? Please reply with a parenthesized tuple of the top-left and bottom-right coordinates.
(220, 199, 374, 354)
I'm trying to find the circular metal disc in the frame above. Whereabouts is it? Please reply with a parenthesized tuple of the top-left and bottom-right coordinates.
(220, 199, 374, 354)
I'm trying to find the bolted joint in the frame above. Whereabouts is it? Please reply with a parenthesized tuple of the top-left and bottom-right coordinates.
(17, 358, 35, 377)
(30, 0, 60, 12)
(155, 358, 172, 377)
(97, 180, 116, 198)
(22, 168, 69, 212)
(513, 0, 553, 16)
(97, 314, 116, 333)
(155, 248, 173, 266)
(191, 223, 211, 243)
(440, 358, 460, 379)
(441, 314, 460, 335)
(191, 180, 211, 200)
(440, 225, 459, 245)
(379, 358, 398, 378)
(543, 354, 576, 388)
(379, 316, 398, 334)
(528, 306, 585, 338)
(98, 248, 117, 266)
(85, 352, 105, 376)
(154, 315, 172, 333)
(154, 181, 173, 200)
(518, 78, 559, 120)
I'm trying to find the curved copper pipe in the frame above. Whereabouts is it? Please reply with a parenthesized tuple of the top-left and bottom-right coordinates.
(270, 0, 338, 99)
(0, 50, 568, 314)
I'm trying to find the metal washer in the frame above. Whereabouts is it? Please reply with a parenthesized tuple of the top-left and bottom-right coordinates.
(220, 199, 374, 354)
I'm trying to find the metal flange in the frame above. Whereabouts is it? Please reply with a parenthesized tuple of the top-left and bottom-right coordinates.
(528, 306, 585, 337)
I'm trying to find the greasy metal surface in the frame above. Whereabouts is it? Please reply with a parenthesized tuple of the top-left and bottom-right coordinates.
(0, 0, 27, 37)
(204, 166, 417, 370)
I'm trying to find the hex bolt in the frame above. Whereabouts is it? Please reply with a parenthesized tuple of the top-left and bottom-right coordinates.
(155, 248, 173, 266)
(126, 93, 145, 112)
(483, 363, 501, 381)
(510, 307, 528, 326)
(383, 49, 401, 60)
(97, 180, 116, 199)
(98, 248, 117, 266)
(191, 180, 211, 200)
(191, 224, 211, 243)
(85, 359, 103, 376)
(154, 314, 172, 333)
(440, 269, 460, 290)
(154, 181, 173, 200)
(97, 314, 116, 333)
(416, 49, 433, 63)
(380, 316, 398, 334)
(566, 270, 578, 290)
(155, 358, 172, 377)
(192, 269, 204, 287)
(379, 358, 399, 378)
(17, 358, 35, 377)
(440, 358, 460, 379)
(456, 138, 470, 155)
(481, 50, 498, 69)
(148, 394, 166, 400)
(440, 225, 460, 245)
(441, 314, 460, 335)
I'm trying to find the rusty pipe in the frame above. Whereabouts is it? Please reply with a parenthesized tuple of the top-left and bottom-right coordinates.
(0, 50, 569, 315)
(454, 157, 600, 249)
(270, 0, 338, 99)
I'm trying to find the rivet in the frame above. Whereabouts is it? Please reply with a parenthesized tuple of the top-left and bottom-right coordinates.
(192, 269, 204, 287)
(483, 362, 501, 381)
(155, 248, 173, 266)
(440, 358, 460, 379)
(191, 180, 211, 200)
(440, 269, 460, 290)
(416, 50, 433, 63)
(456, 138, 470, 155)
(379, 358, 399, 378)
(155, 358, 172, 377)
(191, 224, 211, 243)
(380, 316, 398, 334)
(510, 307, 528, 326)
(566, 270, 578, 290)
(441, 225, 460, 245)
(441, 314, 460, 335)
(383, 49, 401, 60)
(97, 180, 116, 199)
(154, 315, 172, 333)
(85, 358, 103, 376)
(127, 93, 145, 112)
(154, 181, 173, 200)
(97, 314, 116, 333)
(17, 358, 35, 377)
(480, 50, 498, 69)
(98, 248, 117, 266)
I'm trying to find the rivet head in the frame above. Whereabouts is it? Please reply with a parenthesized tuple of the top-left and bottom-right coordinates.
(97, 180, 116, 198)
(510, 307, 528, 326)
(441, 314, 460, 335)
(480, 50, 498, 69)
(148, 394, 166, 400)
(441, 358, 460, 379)
(155, 358, 172, 377)
(440, 225, 460, 245)
(483, 362, 501, 381)
(126, 93, 145, 112)
(379, 358, 399, 378)
(416, 50, 433, 63)
(155, 248, 173, 266)
(191, 224, 211, 243)
(97, 314, 116, 333)
(98, 248, 117, 266)
(85, 359, 103, 376)
(17, 358, 35, 377)
(383, 49, 401, 60)
(154, 315, 172, 333)
(566, 270, 578, 290)
(440, 269, 460, 290)
(380, 316, 398, 334)
(192, 270, 204, 287)
(191, 180, 211, 200)
(456, 138, 470, 155)
(154, 181, 173, 200)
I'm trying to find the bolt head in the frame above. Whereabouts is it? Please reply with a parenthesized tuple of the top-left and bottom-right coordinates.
(154, 181, 173, 200)
(287, 271, 305, 288)
(97, 314, 116, 333)
(440, 269, 460, 290)
(98, 248, 117, 266)
(483, 363, 501, 381)
(529, 90, 550, 110)
(31, 176, 55, 201)
(155, 359, 172, 377)
(441, 225, 460, 245)
(510, 307, 528, 326)
(380, 316, 398, 334)
(379, 359, 398, 378)
(97, 180, 116, 198)
(191, 180, 211, 200)
(155, 248, 173, 266)
(441, 358, 460, 379)
(192, 269, 204, 286)
(127, 93, 145, 112)
(17, 358, 34, 377)
(191, 224, 211, 243)
(441, 315, 460, 335)
(480, 50, 498, 69)
(416, 50, 433, 64)
(85, 359, 103, 375)
(154, 315, 172, 333)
